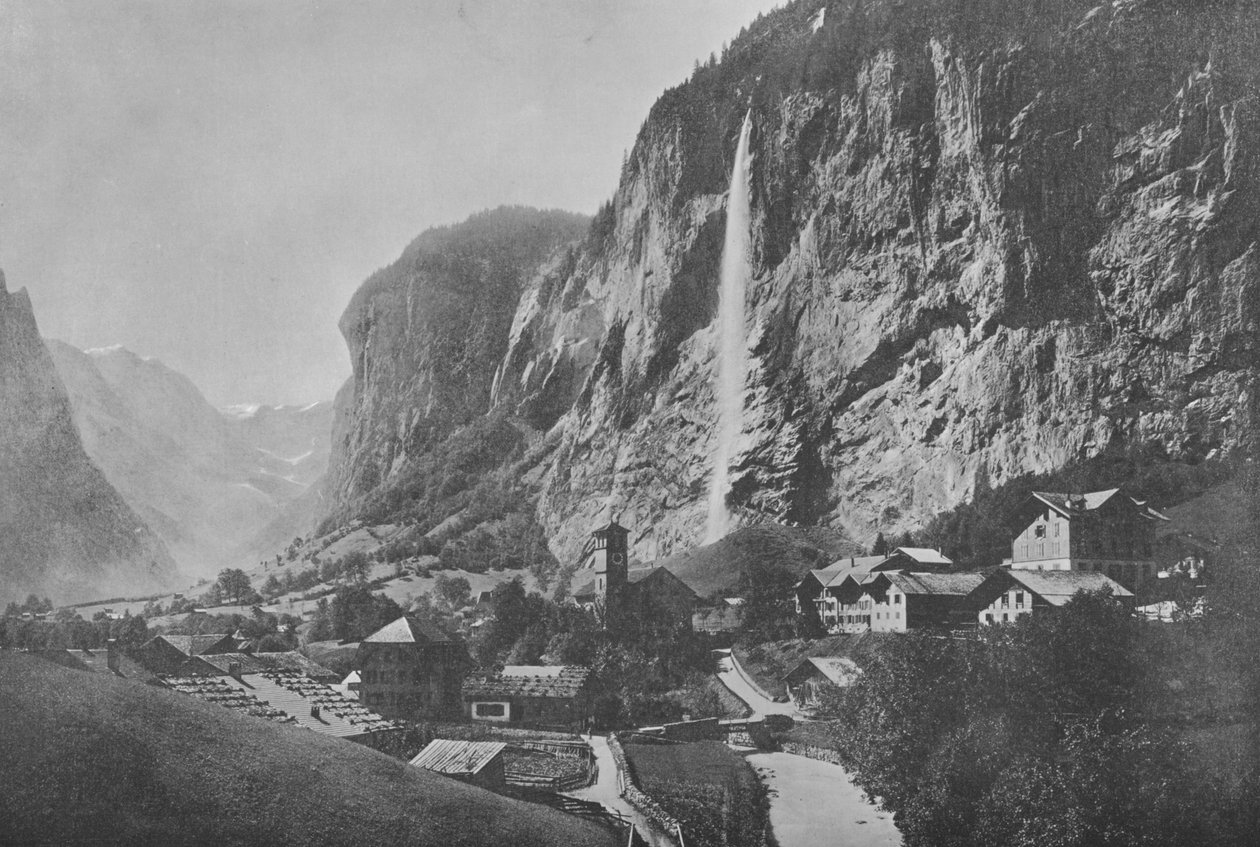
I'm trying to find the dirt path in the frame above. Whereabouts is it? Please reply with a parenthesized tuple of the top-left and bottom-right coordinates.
(713, 648, 802, 719)
(747, 752, 902, 847)
(561, 734, 674, 847)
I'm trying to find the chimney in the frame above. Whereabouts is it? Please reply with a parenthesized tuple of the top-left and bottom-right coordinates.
(106, 638, 120, 673)
(228, 661, 242, 681)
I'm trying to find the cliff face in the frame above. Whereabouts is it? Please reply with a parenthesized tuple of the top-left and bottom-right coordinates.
(0, 274, 178, 603)
(330, 0, 1260, 567)
(49, 342, 332, 575)
(327, 207, 590, 512)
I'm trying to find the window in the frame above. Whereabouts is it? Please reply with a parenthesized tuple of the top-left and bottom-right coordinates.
(474, 703, 506, 718)
(894, 594, 902, 605)
(985, 614, 994, 624)
(1015, 591, 1025, 608)
(1034, 525, 1046, 539)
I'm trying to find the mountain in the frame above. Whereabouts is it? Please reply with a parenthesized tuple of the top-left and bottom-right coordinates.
(48, 341, 332, 575)
(325, 0, 1260, 571)
(0, 272, 177, 604)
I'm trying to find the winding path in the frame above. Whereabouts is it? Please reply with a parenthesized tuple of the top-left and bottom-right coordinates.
(561, 734, 673, 847)
(714, 649, 903, 847)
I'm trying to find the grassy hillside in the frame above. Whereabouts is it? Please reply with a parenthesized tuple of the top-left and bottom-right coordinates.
(0, 652, 615, 847)
(734, 633, 890, 698)
(650, 523, 862, 598)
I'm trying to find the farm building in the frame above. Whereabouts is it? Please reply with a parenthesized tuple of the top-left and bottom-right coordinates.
(783, 657, 859, 710)
(463, 665, 593, 731)
(409, 739, 507, 791)
(132, 633, 237, 675)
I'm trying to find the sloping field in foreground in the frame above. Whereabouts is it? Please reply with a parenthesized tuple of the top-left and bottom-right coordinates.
(0, 651, 615, 847)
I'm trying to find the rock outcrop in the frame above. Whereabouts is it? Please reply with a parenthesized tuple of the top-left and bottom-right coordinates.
(328, 0, 1260, 568)
(0, 272, 178, 603)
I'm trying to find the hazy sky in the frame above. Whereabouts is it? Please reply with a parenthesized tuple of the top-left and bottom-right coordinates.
(0, 0, 780, 406)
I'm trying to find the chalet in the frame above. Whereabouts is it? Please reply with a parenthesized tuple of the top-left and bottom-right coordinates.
(133, 633, 237, 675)
(570, 520, 698, 631)
(783, 657, 859, 710)
(804, 549, 955, 633)
(463, 665, 593, 732)
(409, 739, 507, 791)
(356, 615, 469, 721)
(971, 569, 1134, 626)
(858, 572, 986, 633)
(1007, 489, 1167, 590)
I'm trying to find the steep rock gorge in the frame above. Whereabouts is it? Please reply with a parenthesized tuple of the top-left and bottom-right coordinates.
(0, 272, 178, 603)
(331, 0, 1260, 568)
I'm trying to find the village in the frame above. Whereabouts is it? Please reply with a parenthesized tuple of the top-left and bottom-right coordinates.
(2, 484, 1221, 847)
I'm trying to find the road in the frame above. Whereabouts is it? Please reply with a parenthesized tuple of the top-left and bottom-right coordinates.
(561, 734, 674, 847)
(715, 649, 903, 847)
(747, 752, 901, 847)
(714, 648, 802, 718)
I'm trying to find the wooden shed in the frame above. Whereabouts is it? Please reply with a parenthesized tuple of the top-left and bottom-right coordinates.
(409, 739, 507, 791)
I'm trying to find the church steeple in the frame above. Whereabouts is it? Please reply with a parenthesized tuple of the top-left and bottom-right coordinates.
(582, 517, 629, 613)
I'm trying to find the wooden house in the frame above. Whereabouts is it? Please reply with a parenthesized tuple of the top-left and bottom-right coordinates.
(970, 569, 1134, 626)
(858, 572, 986, 633)
(462, 665, 593, 732)
(783, 657, 859, 710)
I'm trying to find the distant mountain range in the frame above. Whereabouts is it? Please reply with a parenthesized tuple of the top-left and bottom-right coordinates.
(47, 341, 333, 579)
(0, 272, 178, 604)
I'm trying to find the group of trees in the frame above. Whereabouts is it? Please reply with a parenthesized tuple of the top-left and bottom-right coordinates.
(823, 589, 1259, 846)
(0, 611, 149, 652)
(3, 595, 54, 618)
(306, 585, 404, 644)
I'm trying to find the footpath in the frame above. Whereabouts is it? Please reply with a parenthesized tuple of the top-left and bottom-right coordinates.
(561, 733, 675, 847)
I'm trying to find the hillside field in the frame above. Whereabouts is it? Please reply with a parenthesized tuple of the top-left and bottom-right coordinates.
(0, 651, 616, 847)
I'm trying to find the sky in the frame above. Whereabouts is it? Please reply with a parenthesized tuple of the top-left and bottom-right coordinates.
(0, 0, 781, 406)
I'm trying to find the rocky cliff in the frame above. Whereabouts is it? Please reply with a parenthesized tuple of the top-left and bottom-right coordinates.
(0, 273, 178, 603)
(49, 342, 332, 575)
(329, 0, 1260, 568)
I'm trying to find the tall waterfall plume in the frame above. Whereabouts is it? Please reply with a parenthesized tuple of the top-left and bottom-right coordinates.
(705, 111, 754, 543)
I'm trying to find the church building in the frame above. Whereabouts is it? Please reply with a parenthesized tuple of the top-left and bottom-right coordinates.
(570, 519, 697, 631)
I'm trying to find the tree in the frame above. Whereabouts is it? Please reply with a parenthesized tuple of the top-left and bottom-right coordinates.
(736, 561, 798, 644)
(341, 550, 370, 583)
(214, 569, 252, 605)
(872, 532, 889, 556)
(433, 573, 472, 609)
(261, 574, 283, 599)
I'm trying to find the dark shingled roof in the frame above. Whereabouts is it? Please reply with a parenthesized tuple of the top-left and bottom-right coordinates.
(880, 572, 986, 596)
(193, 651, 337, 679)
(463, 665, 591, 700)
(159, 634, 237, 657)
(362, 615, 455, 645)
(1005, 570, 1134, 605)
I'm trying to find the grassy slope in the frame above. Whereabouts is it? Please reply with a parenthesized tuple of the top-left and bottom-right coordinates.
(650, 523, 862, 597)
(0, 652, 615, 847)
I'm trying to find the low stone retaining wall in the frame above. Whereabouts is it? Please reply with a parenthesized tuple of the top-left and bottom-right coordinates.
(779, 741, 846, 766)
(607, 733, 682, 840)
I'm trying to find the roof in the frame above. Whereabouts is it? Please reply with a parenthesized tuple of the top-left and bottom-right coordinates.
(569, 578, 598, 600)
(463, 665, 591, 700)
(888, 547, 953, 566)
(410, 739, 506, 776)
(192, 651, 336, 679)
(786, 656, 860, 687)
(1001, 570, 1135, 605)
(879, 572, 986, 596)
(158, 634, 236, 657)
(362, 615, 455, 645)
(591, 519, 629, 535)
(1024, 489, 1170, 522)
(627, 566, 698, 597)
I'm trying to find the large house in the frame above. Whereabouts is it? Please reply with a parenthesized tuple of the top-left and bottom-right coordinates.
(571, 520, 697, 631)
(356, 615, 469, 721)
(795, 548, 955, 633)
(970, 569, 1134, 626)
(858, 572, 987, 633)
(1007, 489, 1168, 589)
(462, 665, 593, 732)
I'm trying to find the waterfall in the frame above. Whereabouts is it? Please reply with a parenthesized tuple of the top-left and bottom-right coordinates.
(705, 111, 753, 544)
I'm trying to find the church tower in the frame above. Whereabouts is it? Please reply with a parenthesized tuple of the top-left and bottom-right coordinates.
(582, 519, 630, 613)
